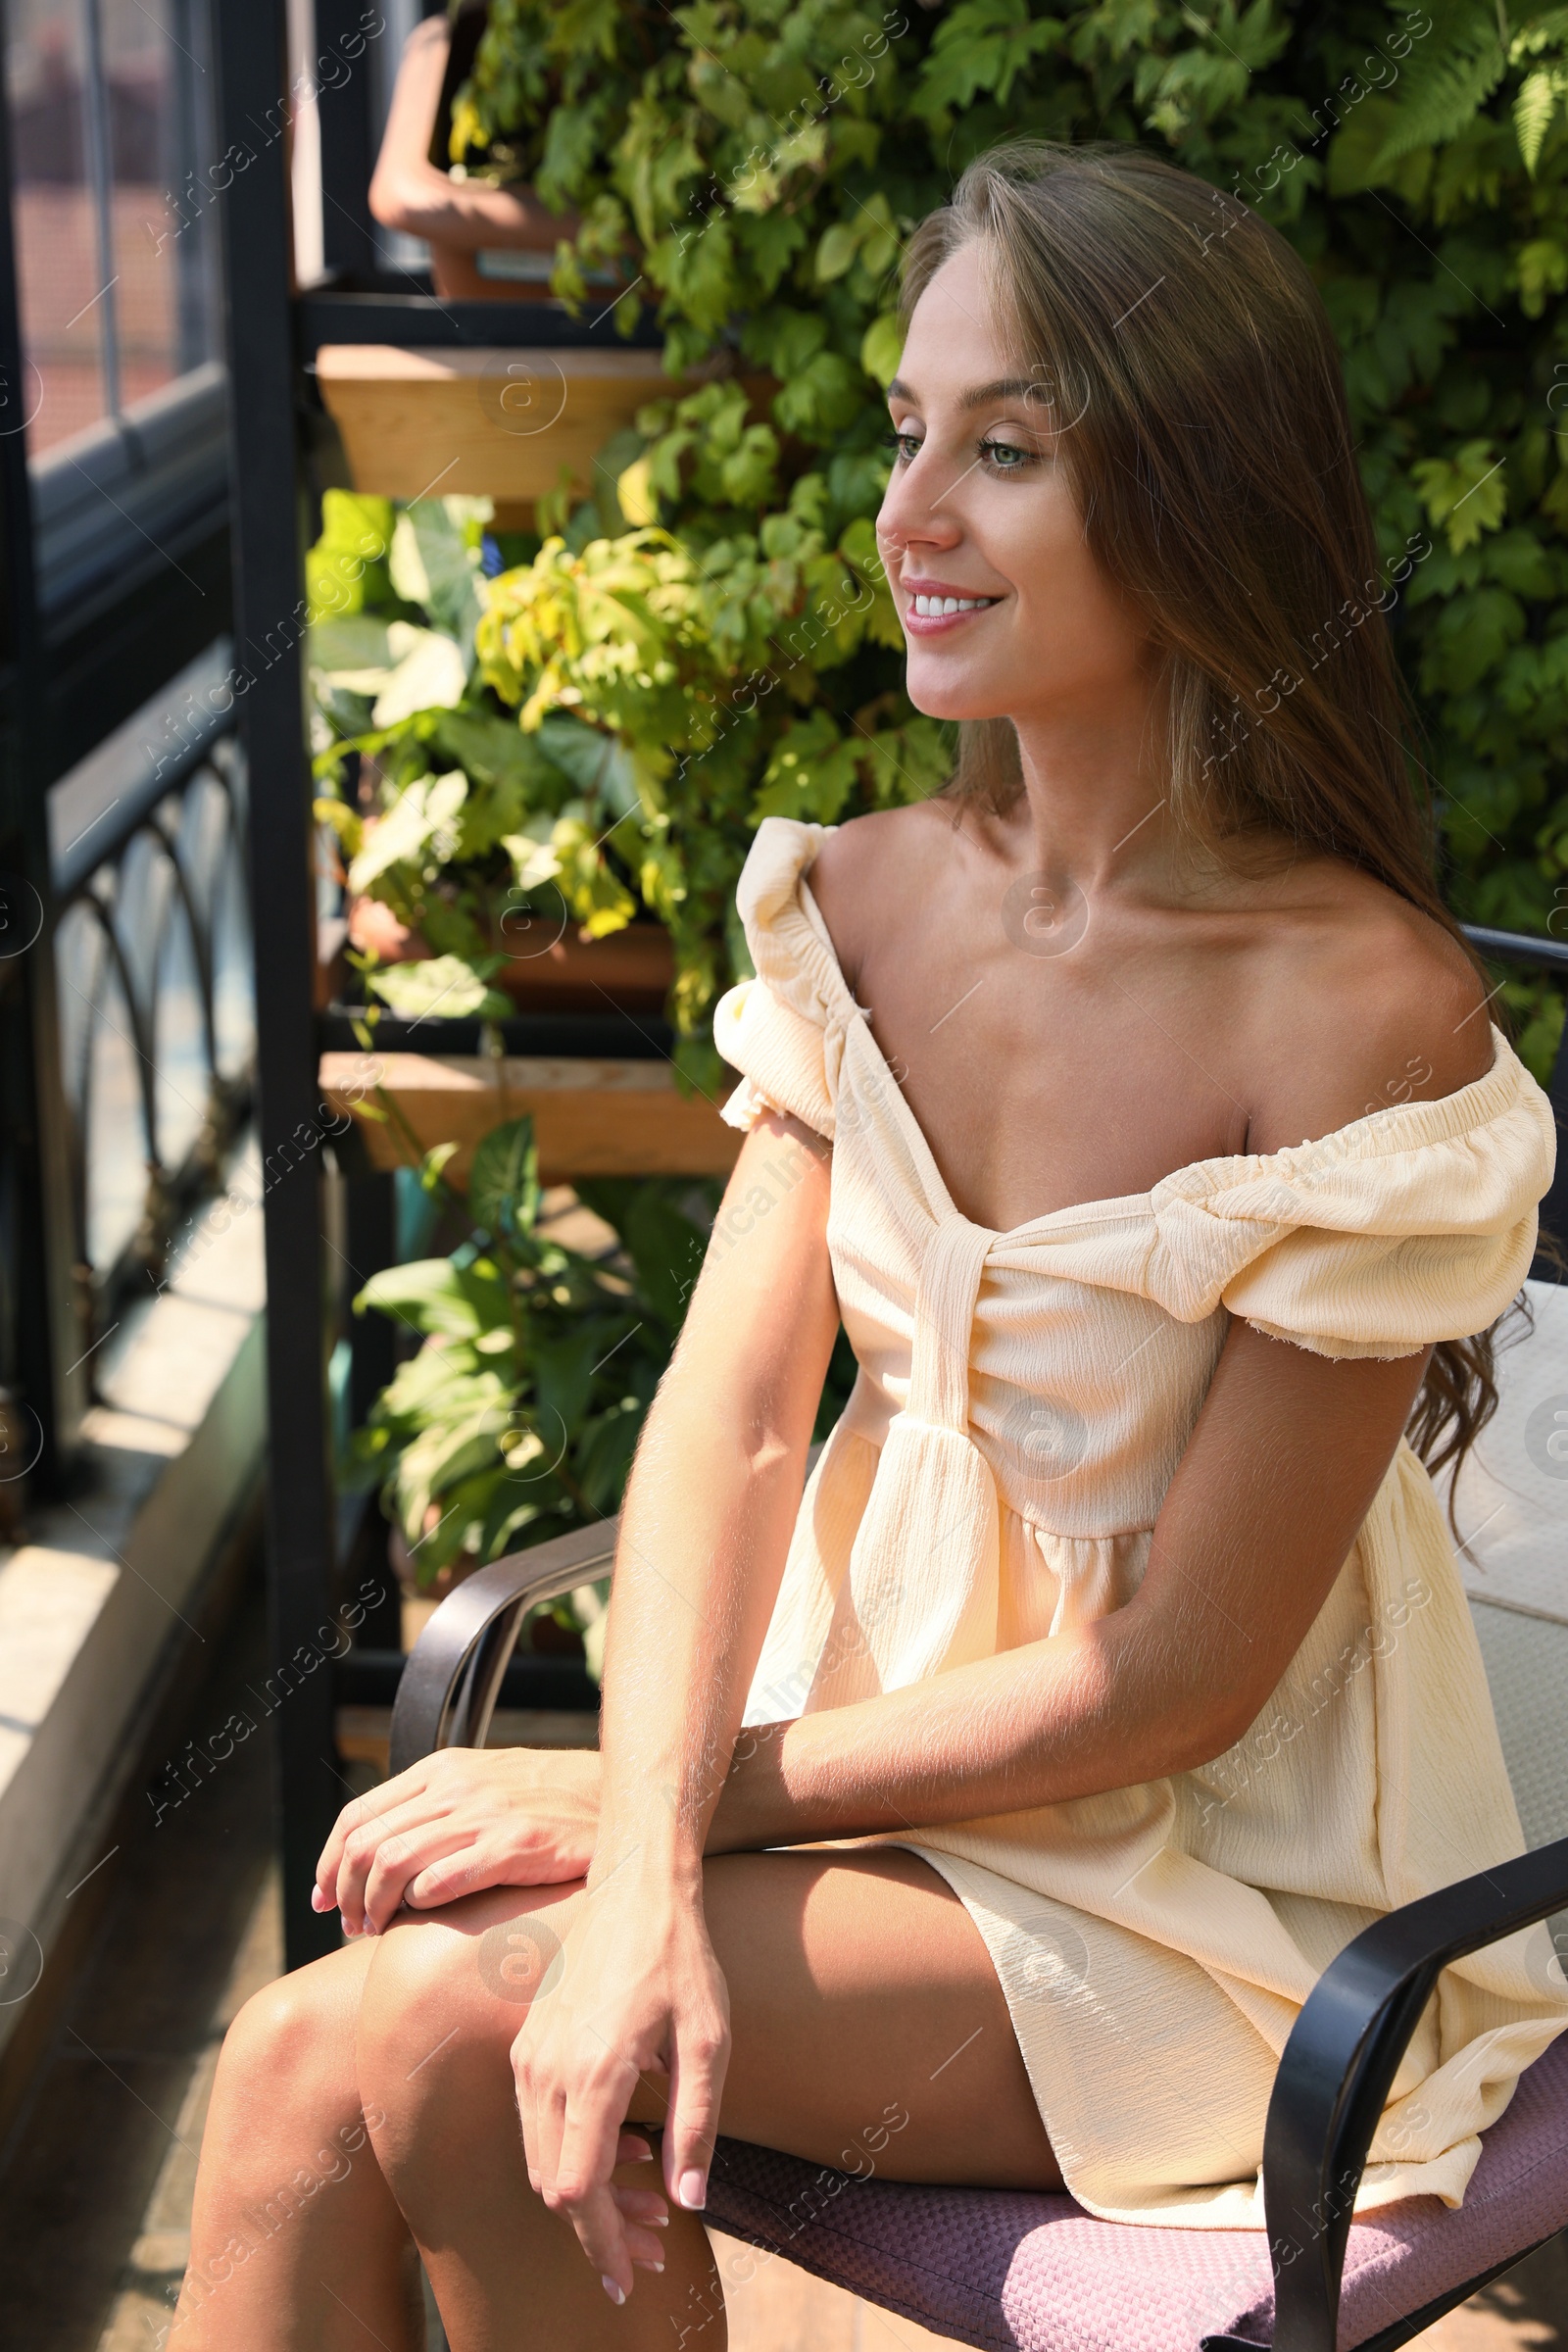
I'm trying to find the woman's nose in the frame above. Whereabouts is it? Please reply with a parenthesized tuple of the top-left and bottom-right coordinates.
(877, 446, 964, 560)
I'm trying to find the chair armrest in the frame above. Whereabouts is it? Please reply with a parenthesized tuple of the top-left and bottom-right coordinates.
(1208, 1835, 1568, 2352)
(389, 1446, 823, 1777)
(388, 1517, 618, 1775)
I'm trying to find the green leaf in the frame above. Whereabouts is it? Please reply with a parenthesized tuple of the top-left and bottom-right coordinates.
(530, 1325, 601, 1437)
(860, 312, 904, 389)
(367, 955, 513, 1024)
(354, 1257, 513, 1338)
(1349, 2, 1506, 177)
(1513, 67, 1562, 172)
(535, 712, 642, 815)
(468, 1115, 541, 1247)
(915, 0, 1062, 114)
(306, 490, 397, 622)
(617, 1190, 709, 1331)
(309, 613, 394, 676)
(1514, 236, 1568, 315)
(368, 629, 470, 729)
(815, 221, 862, 282)
(1410, 440, 1508, 553)
(755, 711, 860, 822)
(348, 770, 468, 894)
(393, 499, 486, 655)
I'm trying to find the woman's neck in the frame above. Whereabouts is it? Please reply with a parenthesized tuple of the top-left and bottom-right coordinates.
(1004, 687, 1178, 899)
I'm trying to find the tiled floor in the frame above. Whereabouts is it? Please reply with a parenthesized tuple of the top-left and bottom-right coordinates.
(0, 1570, 1561, 2351)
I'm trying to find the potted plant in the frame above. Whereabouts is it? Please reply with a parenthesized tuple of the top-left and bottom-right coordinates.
(344, 1111, 717, 1642)
(366, 7, 586, 304)
(311, 488, 677, 1022)
(309, 476, 949, 1090)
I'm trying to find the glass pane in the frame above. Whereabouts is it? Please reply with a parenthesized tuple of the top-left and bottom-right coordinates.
(5, 0, 217, 459)
(83, 927, 149, 1272)
(113, 825, 169, 1008)
(172, 763, 227, 928)
(6, 0, 106, 452)
(53, 894, 100, 1117)
(153, 888, 208, 1171)
(209, 811, 254, 1084)
(102, 0, 216, 401)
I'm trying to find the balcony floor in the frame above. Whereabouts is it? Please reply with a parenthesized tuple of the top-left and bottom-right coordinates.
(0, 1570, 1561, 2352)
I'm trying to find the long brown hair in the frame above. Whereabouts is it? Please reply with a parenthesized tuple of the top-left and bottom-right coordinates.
(899, 138, 1506, 1481)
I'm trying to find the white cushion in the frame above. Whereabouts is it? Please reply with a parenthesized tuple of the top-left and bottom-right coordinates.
(1441, 1276, 1568, 1626)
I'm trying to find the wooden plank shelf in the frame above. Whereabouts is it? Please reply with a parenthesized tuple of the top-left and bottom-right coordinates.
(320, 1050, 742, 1184)
(316, 343, 773, 505)
(317, 342, 680, 502)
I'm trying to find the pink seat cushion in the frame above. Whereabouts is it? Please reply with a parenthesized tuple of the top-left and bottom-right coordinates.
(704, 2034, 1568, 2350)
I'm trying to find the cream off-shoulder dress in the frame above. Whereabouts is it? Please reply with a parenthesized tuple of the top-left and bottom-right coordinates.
(710, 815, 1568, 2231)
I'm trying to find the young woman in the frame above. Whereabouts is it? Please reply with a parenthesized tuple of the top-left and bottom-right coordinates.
(178, 142, 1567, 2349)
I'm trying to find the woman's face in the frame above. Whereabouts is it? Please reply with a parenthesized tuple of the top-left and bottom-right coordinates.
(876, 246, 1150, 728)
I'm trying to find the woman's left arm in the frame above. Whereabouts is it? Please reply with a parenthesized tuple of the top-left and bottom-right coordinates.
(710, 1321, 1432, 1848)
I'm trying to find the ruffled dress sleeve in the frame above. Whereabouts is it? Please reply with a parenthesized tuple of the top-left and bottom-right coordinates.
(1143, 1032, 1556, 1358)
(714, 815, 851, 1144)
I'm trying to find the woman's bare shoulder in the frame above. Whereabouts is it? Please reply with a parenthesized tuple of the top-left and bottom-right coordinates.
(808, 802, 956, 991)
(1237, 860, 1494, 1154)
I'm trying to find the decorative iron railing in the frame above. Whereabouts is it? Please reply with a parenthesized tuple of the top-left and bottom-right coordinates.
(51, 665, 254, 1348)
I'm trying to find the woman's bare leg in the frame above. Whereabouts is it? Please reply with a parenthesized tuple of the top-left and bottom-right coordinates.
(175, 1936, 423, 2351)
(357, 1846, 1059, 2352)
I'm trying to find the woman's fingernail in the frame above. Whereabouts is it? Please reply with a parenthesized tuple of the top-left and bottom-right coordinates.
(602, 2276, 625, 2305)
(650, 2212, 670, 2227)
(310, 1888, 325, 1911)
(636, 2260, 665, 2274)
(678, 2170, 707, 2210)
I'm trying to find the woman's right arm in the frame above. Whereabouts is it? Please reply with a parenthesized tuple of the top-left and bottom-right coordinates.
(313, 1107, 836, 1934)
(592, 1104, 838, 1859)
(514, 1106, 839, 2292)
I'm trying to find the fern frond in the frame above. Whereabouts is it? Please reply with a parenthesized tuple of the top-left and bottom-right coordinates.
(1509, 6, 1568, 62)
(1513, 65, 1563, 169)
(1362, 0, 1506, 171)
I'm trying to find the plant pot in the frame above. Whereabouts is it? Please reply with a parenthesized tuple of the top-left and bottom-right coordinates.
(490, 919, 674, 1013)
(425, 237, 562, 303)
(346, 894, 676, 1014)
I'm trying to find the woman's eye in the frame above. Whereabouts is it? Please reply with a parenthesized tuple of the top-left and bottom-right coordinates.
(881, 428, 1037, 471)
(980, 439, 1034, 471)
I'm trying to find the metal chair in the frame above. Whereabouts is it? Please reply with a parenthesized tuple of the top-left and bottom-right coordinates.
(387, 927, 1568, 2351)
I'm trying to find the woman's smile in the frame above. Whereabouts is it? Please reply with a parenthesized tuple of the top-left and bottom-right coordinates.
(901, 575, 1005, 636)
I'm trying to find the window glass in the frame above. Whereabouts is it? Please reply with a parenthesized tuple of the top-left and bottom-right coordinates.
(6, 0, 218, 459)
(6, 0, 101, 448)
(103, 0, 217, 400)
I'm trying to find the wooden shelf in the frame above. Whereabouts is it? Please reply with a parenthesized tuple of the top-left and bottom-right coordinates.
(320, 1050, 742, 1183)
(317, 342, 679, 502)
(316, 344, 774, 505)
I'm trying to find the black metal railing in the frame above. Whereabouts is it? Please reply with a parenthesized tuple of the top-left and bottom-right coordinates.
(52, 684, 254, 1350)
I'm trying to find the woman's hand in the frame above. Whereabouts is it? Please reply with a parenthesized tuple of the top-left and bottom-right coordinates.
(313, 1746, 601, 1936)
(514, 1860, 730, 2304)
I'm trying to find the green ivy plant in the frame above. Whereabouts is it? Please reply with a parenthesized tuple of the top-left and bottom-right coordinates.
(429, 0, 1568, 1077)
(344, 1108, 857, 1623)
(345, 1111, 717, 1608)
(309, 479, 947, 1082)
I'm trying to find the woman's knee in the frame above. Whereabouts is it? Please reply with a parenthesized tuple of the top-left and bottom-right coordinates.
(357, 1883, 583, 2159)
(218, 1945, 366, 2109)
